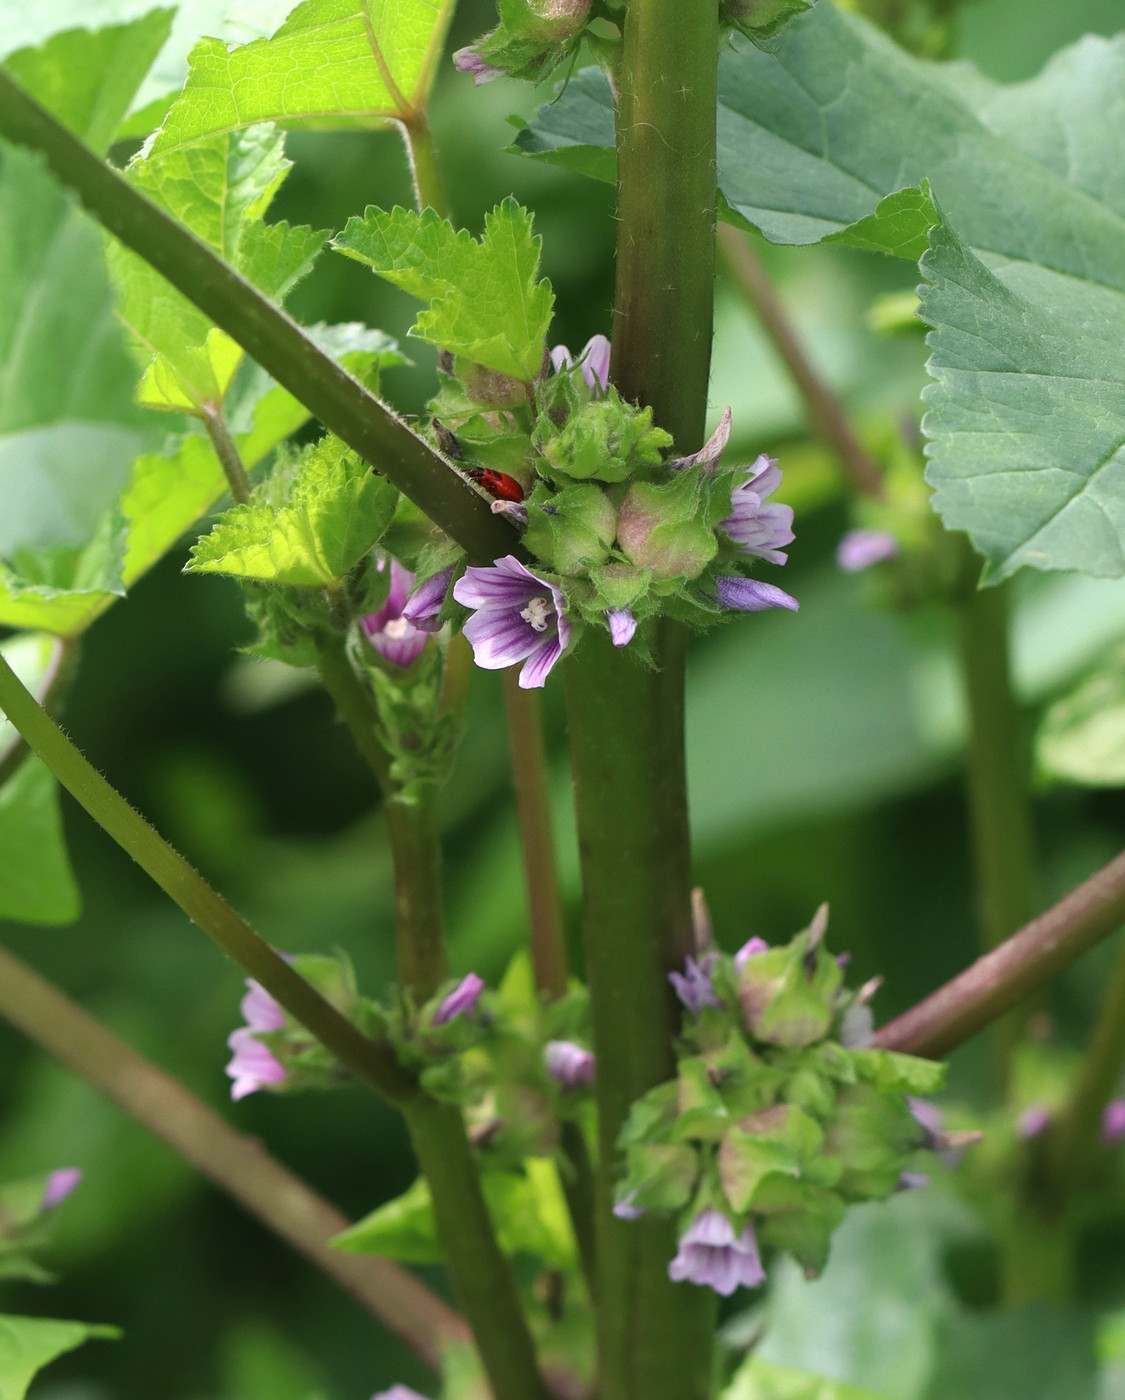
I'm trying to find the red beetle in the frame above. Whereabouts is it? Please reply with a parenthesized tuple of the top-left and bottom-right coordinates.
(466, 467, 526, 503)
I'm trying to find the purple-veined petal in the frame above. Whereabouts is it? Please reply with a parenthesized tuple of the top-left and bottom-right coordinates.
(369, 621, 429, 668)
(462, 610, 541, 669)
(715, 576, 799, 613)
(403, 567, 453, 631)
(606, 608, 637, 647)
(519, 635, 565, 689)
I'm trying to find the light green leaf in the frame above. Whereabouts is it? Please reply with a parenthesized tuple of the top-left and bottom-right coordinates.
(726, 1356, 894, 1400)
(0, 1314, 118, 1400)
(148, 0, 457, 155)
(0, 19, 167, 559)
(187, 433, 398, 585)
(922, 1306, 1097, 1400)
(1037, 644, 1125, 787)
(108, 123, 326, 413)
(333, 199, 554, 381)
(0, 757, 80, 926)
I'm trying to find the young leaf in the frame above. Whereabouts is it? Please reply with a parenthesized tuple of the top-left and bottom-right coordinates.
(333, 199, 554, 382)
(0, 758, 80, 926)
(108, 123, 327, 413)
(0, 1314, 118, 1400)
(187, 434, 398, 586)
(147, 0, 457, 154)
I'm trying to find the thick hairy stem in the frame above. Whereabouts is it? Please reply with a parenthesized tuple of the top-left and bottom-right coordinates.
(718, 225, 884, 499)
(0, 71, 511, 564)
(0, 651, 412, 1103)
(0, 945, 464, 1368)
(385, 791, 449, 1000)
(874, 848, 1125, 1058)
(200, 402, 252, 504)
(405, 1096, 551, 1400)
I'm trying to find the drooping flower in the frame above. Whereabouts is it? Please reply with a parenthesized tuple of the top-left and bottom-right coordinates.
(836, 528, 899, 573)
(714, 576, 799, 613)
(41, 1168, 82, 1210)
(544, 1039, 595, 1089)
(1017, 1105, 1051, 1141)
(720, 455, 795, 565)
(550, 334, 611, 395)
(606, 608, 637, 647)
(1102, 1099, 1125, 1144)
(433, 972, 485, 1026)
(669, 954, 721, 1016)
(734, 936, 769, 969)
(402, 566, 454, 633)
(667, 1208, 765, 1295)
(452, 46, 504, 83)
(226, 978, 288, 1101)
(453, 555, 572, 689)
(360, 559, 430, 667)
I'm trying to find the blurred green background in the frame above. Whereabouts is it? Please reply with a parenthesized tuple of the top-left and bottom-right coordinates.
(3, 0, 1125, 1396)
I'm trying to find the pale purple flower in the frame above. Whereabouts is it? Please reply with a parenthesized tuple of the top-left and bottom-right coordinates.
(241, 979, 285, 1033)
(714, 576, 799, 613)
(453, 555, 572, 689)
(360, 559, 429, 667)
(606, 608, 637, 647)
(896, 1172, 930, 1191)
(1102, 1099, 1125, 1144)
(550, 334, 611, 395)
(836, 528, 899, 573)
(402, 566, 453, 633)
(544, 1039, 595, 1089)
(41, 1168, 82, 1210)
(226, 1028, 287, 1101)
(452, 46, 504, 83)
(1017, 1105, 1051, 1141)
(721, 455, 795, 565)
(668, 1208, 765, 1295)
(613, 1190, 645, 1220)
(669, 954, 721, 1016)
(734, 936, 769, 969)
(433, 972, 485, 1026)
(371, 1388, 430, 1400)
(907, 1096, 943, 1140)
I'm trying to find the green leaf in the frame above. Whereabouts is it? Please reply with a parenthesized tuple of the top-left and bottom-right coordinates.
(108, 123, 327, 413)
(0, 1314, 118, 1400)
(0, 758, 80, 926)
(923, 1306, 1097, 1400)
(187, 434, 398, 585)
(726, 1356, 894, 1400)
(1038, 644, 1125, 787)
(333, 199, 554, 382)
(148, 0, 457, 153)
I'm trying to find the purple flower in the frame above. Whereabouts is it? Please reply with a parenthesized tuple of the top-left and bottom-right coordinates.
(836, 528, 899, 573)
(452, 46, 504, 83)
(241, 979, 285, 1033)
(226, 1028, 287, 1101)
(1017, 1105, 1051, 1141)
(453, 555, 572, 689)
(667, 1208, 765, 1295)
(550, 334, 611, 395)
(669, 954, 721, 1016)
(606, 608, 637, 647)
(433, 972, 485, 1026)
(371, 1388, 430, 1400)
(896, 1172, 931, 1192)
(734, 936, 769, 969)
(402, 566, 453, 633)
(714, 576, 799, 613)
(41, 1168, 82, 1210)
(720, 456, 795, 566)
(613, 1190, 645, 1220)
(360, 558, 430, 667)
(1102, 1099, 1125, 1144)
(544, 1040, 595, 1089)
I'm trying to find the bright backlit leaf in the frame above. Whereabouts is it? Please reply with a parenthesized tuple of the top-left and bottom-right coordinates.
(1037, 645, 1125, 788)
(0, 758, 80, 926)
(725, 1356, 894, 1400)
(333, 199, 554, 381)
(0, 1314, 118, 1400)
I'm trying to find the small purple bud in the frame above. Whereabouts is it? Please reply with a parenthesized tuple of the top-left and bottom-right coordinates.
(714, 576, 799, 613)
(41, 1167, 82, 1210)
(836, 528, 899, 573)
(667, 1208, 765, 1295)
(402, 567, 453, 633)
(433, 972, 485, 1026)
(606, 608, 637, 647)
(1102, 1099, 1125, 1145)
(1017, 1105, 1051, 1140)
(371, 1388, 431, 1400)
(836, 951, 852, 968)
(734, 936, 768, 969)
(544, 1039, 595, 1089)
(491, 499, 529, 527)
(668, 954, 721, 1016)
(551, 334, 610, 394)
(452, 46, 504, 83)
(613, 1190, 645, 1220)
(896, 1172, 931, 1192)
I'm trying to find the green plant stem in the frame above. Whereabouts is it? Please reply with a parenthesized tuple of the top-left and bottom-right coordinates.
(404, 1095, 551, 1400)
(315, 638, 393, 790)
(717, 224, 884, 499)
(873, 847, 1125, 1058)
(0, 634, 77, 786)
(385, 790, 449, 1000)
(401, 114, 449, 220)
(0, 70, 511, 565)
(0, 944, 464, 1367)
(0, 650, 413, 1103)
(200, 402, 252, 504)
(502, 674, 569, 1001)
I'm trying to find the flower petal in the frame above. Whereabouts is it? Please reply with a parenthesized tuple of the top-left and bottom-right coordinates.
(606, 608, 637, 647)
(518, 634, 565, 689)
(463, 610, 539, 668)
(715, 576, 799, 613)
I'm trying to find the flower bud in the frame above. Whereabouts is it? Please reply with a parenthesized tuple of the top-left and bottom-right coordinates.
(524, 483, 617, 573)
(618, 476, 718, 581)
(535, 390, 671, 484)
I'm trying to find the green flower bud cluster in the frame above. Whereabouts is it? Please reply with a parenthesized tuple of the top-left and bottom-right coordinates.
(613, 911, 948, 1279)
(456, 0, 594, 85)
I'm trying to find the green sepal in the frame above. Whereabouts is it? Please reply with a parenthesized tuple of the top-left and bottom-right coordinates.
(721, 0, 811, 44)
(586, 563, 653, 611)
(779, 1063, 838, 1120)
(617, 1080, 680, 1146)
(849, 1047, 946, 1097)
(619, 1143, 700, 1213)
(821, 1084, 921, 1201)
(752, 1178, 847, 1278)
(534, 388, 672, 484)
(674, 1056, 732, 1142)
(736, 916, 843, 1047)
(617, 469, 719, 580)
(361, 649, 463, 797)
(524, 483, 617, 573)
